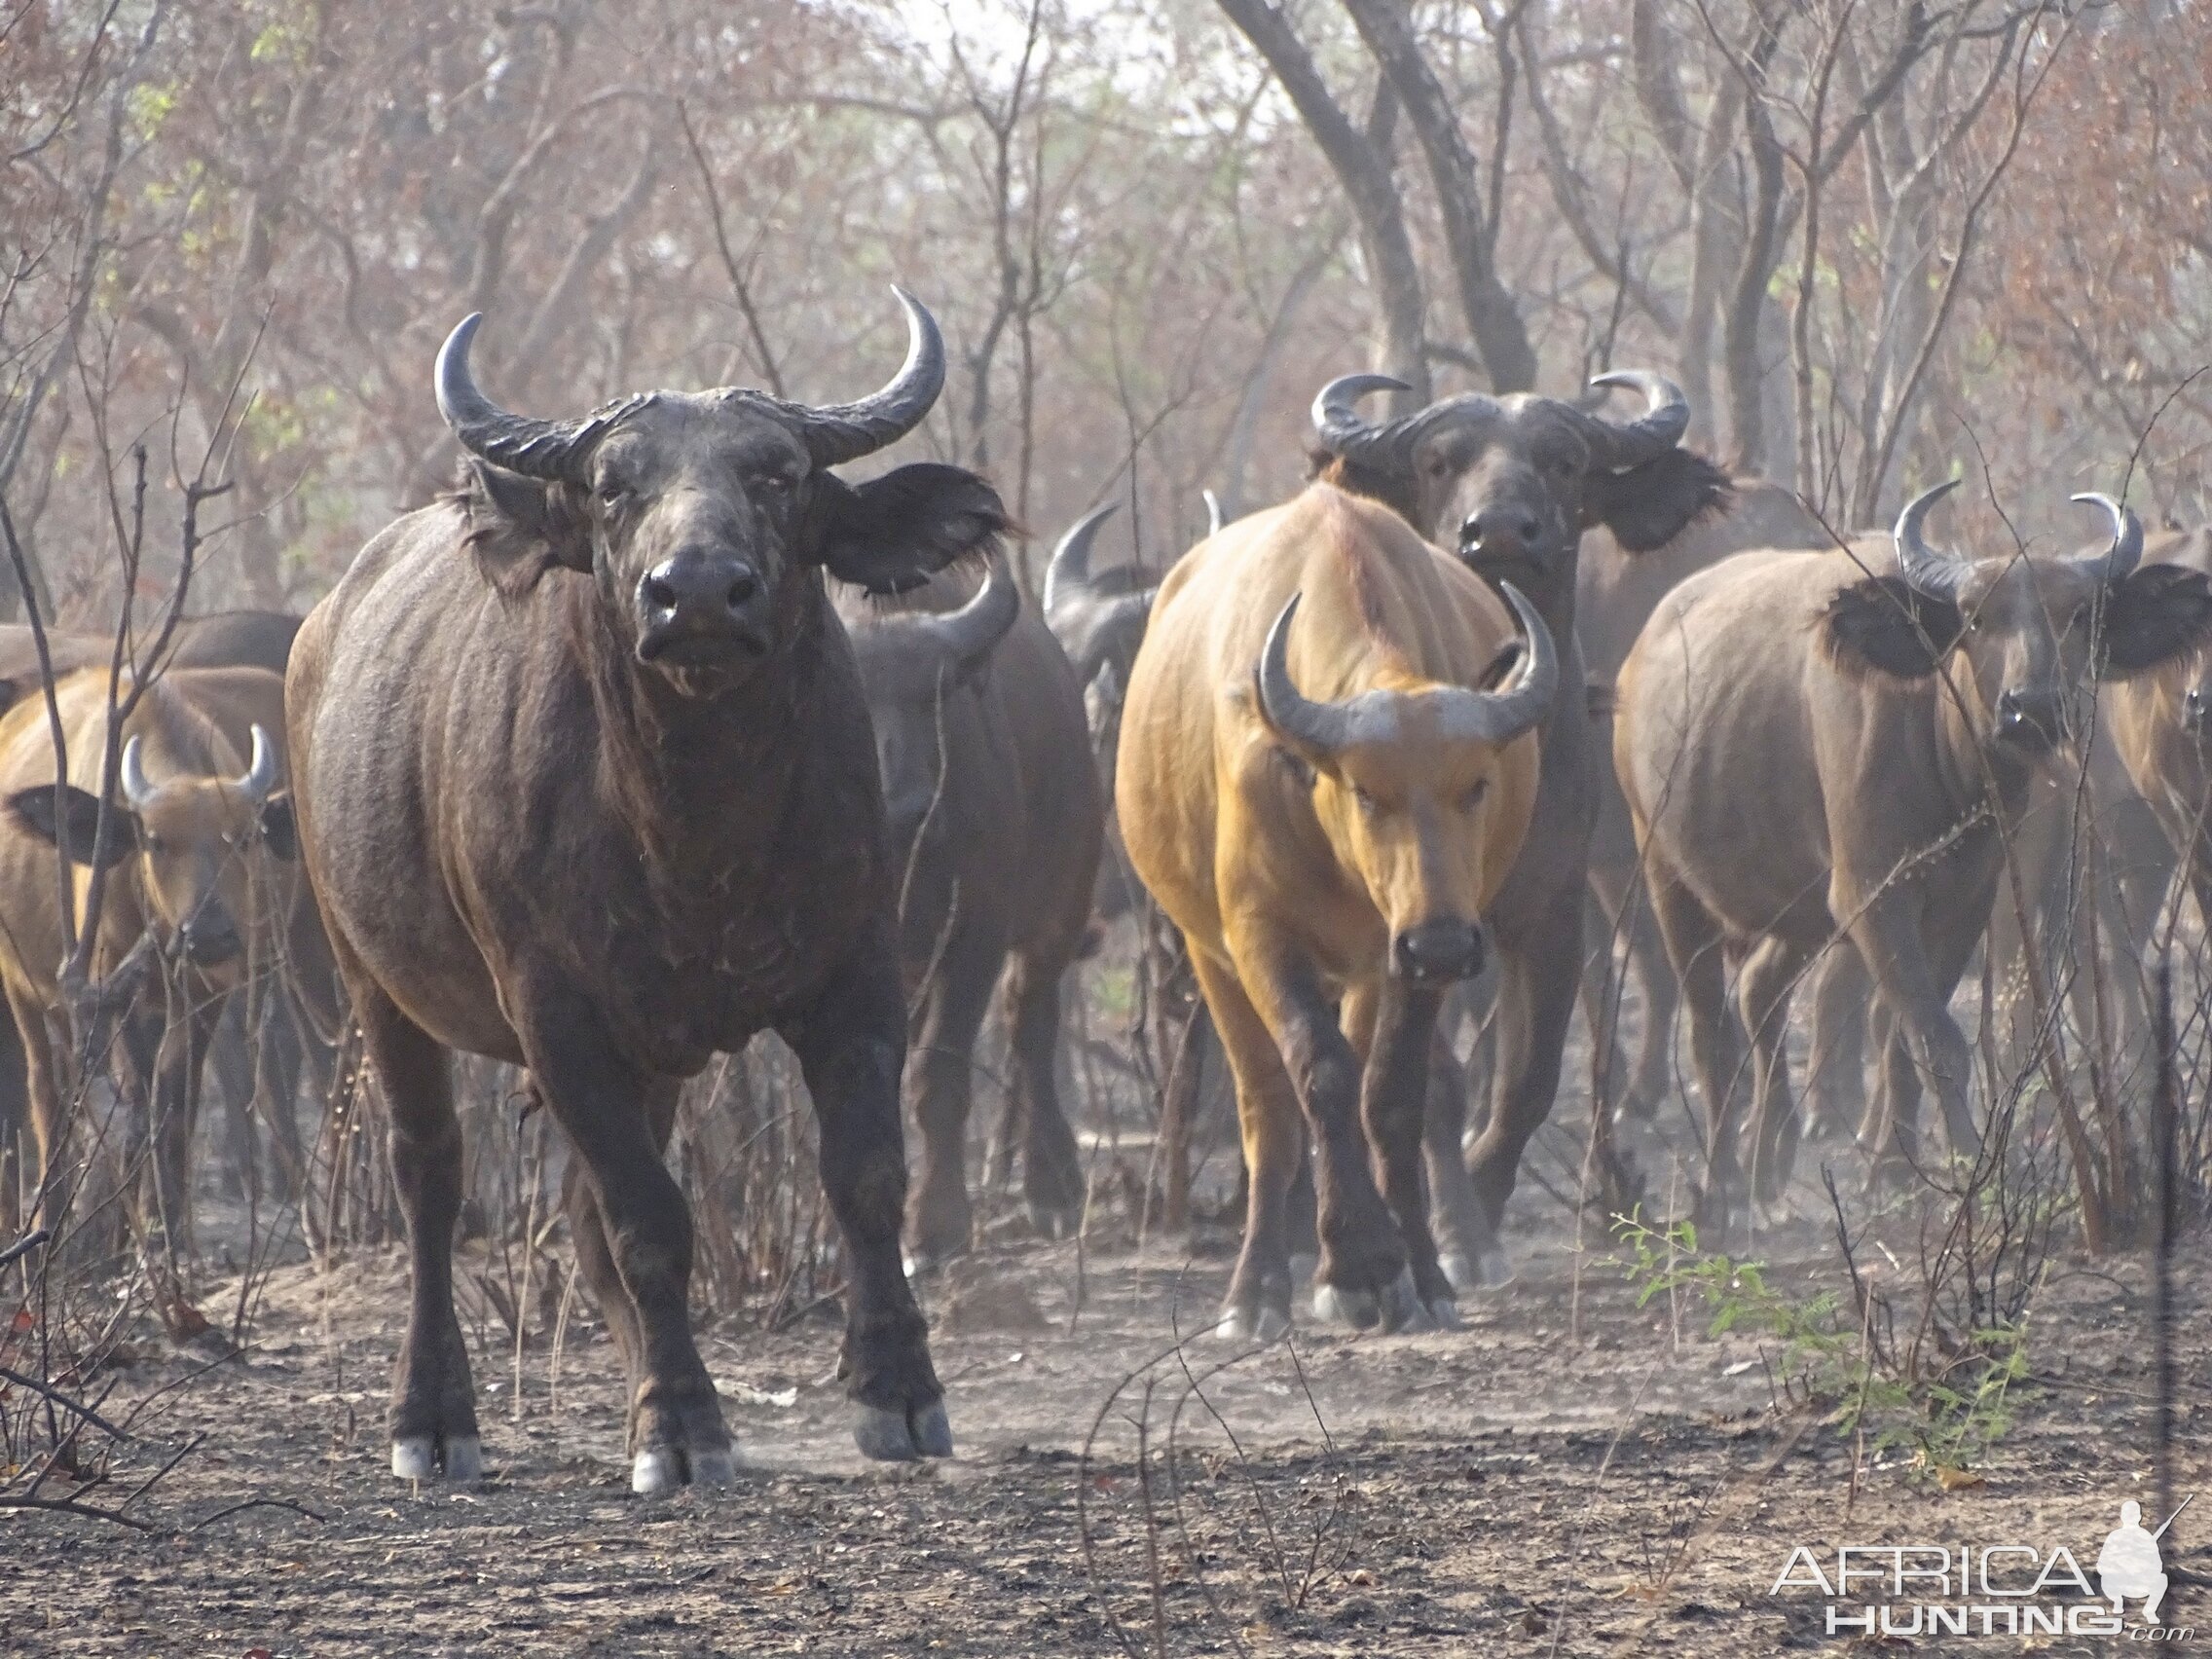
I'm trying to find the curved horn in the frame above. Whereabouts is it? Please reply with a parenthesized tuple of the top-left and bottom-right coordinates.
(1256, 594, 1364, 756)
(1044, 502, 1119, 620)
(920, 547, 1020, 669)
(1432, 583, 1559, 746)
(1586, 369, 1690, 467)
(1893, 478, 1971, 602)
(120, 734, 158, 812)
(1202, 489, 1225, 537)
(788, 287, 946, 467)
(2068, 491, 2144, 587)
(435, 314, 611, 481)
(1311, 373, 1414, 468)
(235, 724, 277, 804)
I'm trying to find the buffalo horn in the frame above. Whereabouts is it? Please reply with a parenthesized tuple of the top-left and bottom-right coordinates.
(120, 735, 158, 811)
(1310, 373, 1414, 468)
(1043, 502, 1119, 620)
(1894, 478, 1971, 602)
(786, 287, 946, 467)
(920, 546, 1020, 670)
(1586, 370, 1690, 467)
(435, 314, 629, 481)
(2067, 492, 2144, 587)
(1203, 489, 1224, 537)
(236, 724, 277, 804)
(1255, 583, 1557, 758)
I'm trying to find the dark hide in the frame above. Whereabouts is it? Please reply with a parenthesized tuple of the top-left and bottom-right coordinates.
(7, 783, 138, 866)
(1308, 452, 1421, 525)
(461, 463, 592, 597)
(1582, 451, 1733, 553)
(2101, 564, 2212, 679)
(1821, 576, 1966, 681)
(815, 464, 1015, 595)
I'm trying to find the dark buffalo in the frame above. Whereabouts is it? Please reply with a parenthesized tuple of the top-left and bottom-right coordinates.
(1304, 369, 1727, 1287)
(835, 547, 1103, 1265)
(288, 292, 994, 1492)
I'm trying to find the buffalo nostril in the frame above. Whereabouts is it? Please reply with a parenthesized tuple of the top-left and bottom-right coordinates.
(643, 574, 678, 613)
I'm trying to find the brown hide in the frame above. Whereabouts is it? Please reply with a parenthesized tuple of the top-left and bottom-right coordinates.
(1116, 483, 1543, 1338)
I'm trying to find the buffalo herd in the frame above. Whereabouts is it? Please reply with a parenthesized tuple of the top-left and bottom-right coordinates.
(3, 282, 2209, 1491)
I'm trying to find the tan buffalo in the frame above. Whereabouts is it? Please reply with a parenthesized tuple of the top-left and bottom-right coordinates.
(1116, 483, 1552, 1339)
(0, 667, 306, 1240)
(1615, 484, 2210, 1221)
(2105, 529, 2212, 924)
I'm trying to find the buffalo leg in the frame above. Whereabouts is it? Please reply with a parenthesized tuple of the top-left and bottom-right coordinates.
(559, 1077, 673, 1458)
(0, 1002, 26, 1237)
(902, 927, 999, 1272)
(1843, 896, 1980, 1170)
(148, 981, 225, 1261)
(351, 979, 480, 1483)
(780, 931, 948, 1461)
(1347, 980, 1452, 1329)
(1645, 861, 1748, 1228)
(1422, 1018, 1486, 1294)
(1463, 892, 1586, 1286)
(7, 982, 68, 1227)
(1189, 946, 1300, 1341)
(1002, 949, 1085, 1240)
(1804, 944, 1870, 1140)
(511, 982, 728, 1493)
(1736, 934, 1812, 1211)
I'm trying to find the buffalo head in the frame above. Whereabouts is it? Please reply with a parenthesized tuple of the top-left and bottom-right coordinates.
(1823, 481, 2212, 755)
(1252, 584, 1556, 985)
(8, 724, 294, 977)
(846, 547, 1021, 858)
(1309, 371, 1727, 601)
(438, 290, 1007, 684)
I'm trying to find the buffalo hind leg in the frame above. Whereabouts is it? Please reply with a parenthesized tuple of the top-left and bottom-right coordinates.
(1190, 947, 1301, 1341)
(1735, 935, 1812, 1214)
(902, 927, 999, 1273)
(1804, 944, 1870, 1141)
(1001, 949, 1085, 1240)
(351, 980, 481, 1484)
(781, 930, 949, 1461)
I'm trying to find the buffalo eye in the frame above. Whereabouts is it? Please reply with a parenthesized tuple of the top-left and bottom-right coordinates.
(594, 477, 630, 508)
(1350, 784, 1380, 815)
(143, 832, 166, 855)
(1459, 778, 1490, 812)
(1543, 453, 1576, 479)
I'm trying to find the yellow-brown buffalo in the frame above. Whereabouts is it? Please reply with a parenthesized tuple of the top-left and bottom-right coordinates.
(1116, 484, 1553, 1339)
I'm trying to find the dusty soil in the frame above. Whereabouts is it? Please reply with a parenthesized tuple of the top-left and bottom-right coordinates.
(5, 1176, 2209, 1659)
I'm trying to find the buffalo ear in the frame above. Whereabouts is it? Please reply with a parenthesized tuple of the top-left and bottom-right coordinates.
(1821, 575, 1962, 680)
(0, 677, 24, 719)
(1307, 451, 1422, 528)
(814, 463, 1012, 595)
(6, 785, 137, 867)
(2100, 565, 2212, 679)
(259, 792, 298, 862)
(462, 461, 591, 599)
(1584, 451, 1732, 553)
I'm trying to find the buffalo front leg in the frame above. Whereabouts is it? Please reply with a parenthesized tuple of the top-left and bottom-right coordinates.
(1237, 946, 1406, 1329)
(512, 983, 727, 1494)
(1189, 947, 1300, 1342)
(147, 980, 225, 1261)
(1463, 900, 1587, 1288)
(350, 980, 481, 1484)
(1843, 894, 1980, 1174)
(1804, 944, 1870, 1141)
(782, 933, 949, 1462)
(1346, 979, 1454, 1330)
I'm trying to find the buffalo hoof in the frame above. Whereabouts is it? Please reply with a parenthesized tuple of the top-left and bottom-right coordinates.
(1027, 1198, 1082, 1242)
(854, 1397, 954, 1461)
(1427, 1299, 1463, 1332)
(391, 1434, 481, 1484)
(1438, 1251, 1478, 1295)
(1476, 1243, 1516, 1290)
(1310, 1280, 1376, 1329)
(1212, 1304, 1290, 1344)
(1378, 1268, 1428, 1333)
(630, 1440, 734, 1495)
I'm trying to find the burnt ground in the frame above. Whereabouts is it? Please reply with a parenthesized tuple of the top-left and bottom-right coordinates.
(4, 1173, 2209, 1659)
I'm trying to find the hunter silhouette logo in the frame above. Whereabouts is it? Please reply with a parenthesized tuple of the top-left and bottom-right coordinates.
(1771, 1493, 2194, 1640)
(2101, 1496, 2189, 1625)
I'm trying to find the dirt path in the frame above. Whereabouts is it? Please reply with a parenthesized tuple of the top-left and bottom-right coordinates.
(6, 1201, 2208, 1657)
